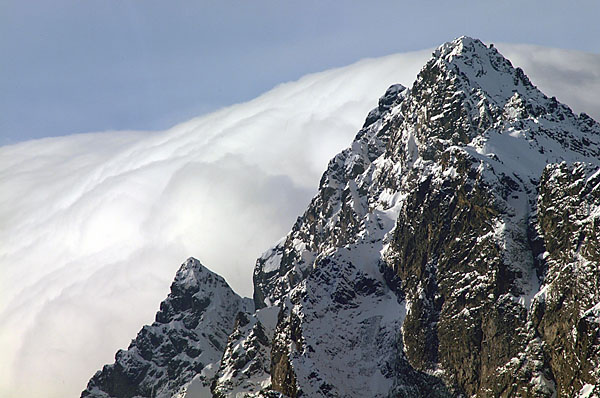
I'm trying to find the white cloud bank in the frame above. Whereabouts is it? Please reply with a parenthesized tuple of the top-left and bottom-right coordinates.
(0, 43, 599, 398)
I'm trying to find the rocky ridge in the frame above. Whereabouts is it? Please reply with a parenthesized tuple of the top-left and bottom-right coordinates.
(82, 37, 600, 398)
(81, 258, 252, 398)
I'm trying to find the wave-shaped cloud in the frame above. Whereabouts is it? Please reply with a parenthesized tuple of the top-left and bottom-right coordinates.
(0, 44, 599, 397)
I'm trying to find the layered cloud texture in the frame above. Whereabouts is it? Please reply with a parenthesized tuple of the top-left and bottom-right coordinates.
(1, 44, 599, 397)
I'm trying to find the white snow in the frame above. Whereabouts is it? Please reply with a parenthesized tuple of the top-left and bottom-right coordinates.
(255, 306, 280, 338)
(262, 252, 283, 274)
(580, 384, 596, 398)
(183, 374, 212, 398)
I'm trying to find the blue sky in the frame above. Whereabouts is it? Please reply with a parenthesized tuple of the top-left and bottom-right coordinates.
(2, 0, 600, 144)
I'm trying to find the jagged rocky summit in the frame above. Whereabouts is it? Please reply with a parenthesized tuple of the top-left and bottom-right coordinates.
(81, 258, 252, 398)
(82, 37, 600, 398)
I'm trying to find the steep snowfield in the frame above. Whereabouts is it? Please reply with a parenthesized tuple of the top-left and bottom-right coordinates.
(1, 43, 600, 397)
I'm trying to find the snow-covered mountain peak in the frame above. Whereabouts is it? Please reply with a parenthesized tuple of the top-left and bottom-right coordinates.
(430, 36, 534, 105)
(403, 37, 600, 182)
(172, 257, 218, 291)
(81, 37, 600, 398)
(434, 35, 496, 64)
(242, 37, 600, 397)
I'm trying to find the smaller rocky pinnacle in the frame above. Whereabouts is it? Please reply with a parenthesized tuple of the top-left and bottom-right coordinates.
(81, 257, 248, 398)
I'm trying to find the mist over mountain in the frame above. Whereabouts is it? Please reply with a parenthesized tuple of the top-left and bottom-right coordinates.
(81, 37, 600, 397)
(1, 41, 600, 397)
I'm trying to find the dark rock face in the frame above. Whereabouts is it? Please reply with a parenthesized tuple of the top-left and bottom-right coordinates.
(388, 157, 534, 396)
(82, 37, 600, 398)
(533, 163, 600, 397)
(81, 258, 251, 398)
